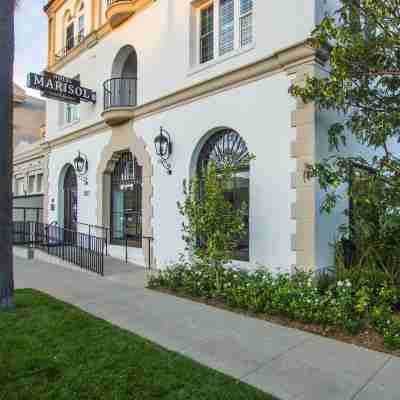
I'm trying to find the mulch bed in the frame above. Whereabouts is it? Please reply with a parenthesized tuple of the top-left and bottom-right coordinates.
(152, 287, 400, 358)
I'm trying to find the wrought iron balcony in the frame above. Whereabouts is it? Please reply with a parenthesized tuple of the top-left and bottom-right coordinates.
(106, 0, 136, 28)
(55, 32, 86, 62)
(102, 78, 137, 126)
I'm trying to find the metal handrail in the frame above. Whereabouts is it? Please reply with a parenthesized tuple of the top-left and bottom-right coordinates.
(13, 221, 105, 276)
(77, 221, 110, 256)
(103, 77, 137, 110)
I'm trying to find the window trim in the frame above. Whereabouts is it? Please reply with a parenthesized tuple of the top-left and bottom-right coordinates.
(198, 1, 215, 65)
(194, 0, 254, 67)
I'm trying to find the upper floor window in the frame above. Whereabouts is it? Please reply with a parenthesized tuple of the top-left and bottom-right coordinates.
(15, 178, 25, 196)
(63, 102, 80, 126)
(62, 75, 80, 126)
(36, 174, 43, 193)
(66, 22, 75, 51)
(200, 4, 215, 64)
(196, 0, 254, 66)
(78, 15, 85, 40)
(28, 175, 35, 194)
(57, 2, 86, 61)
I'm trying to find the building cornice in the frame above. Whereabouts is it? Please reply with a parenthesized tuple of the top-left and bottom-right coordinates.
(44, 0, 65, 14)
(14, 142, 46, 165)
(46, 39, 327, 150)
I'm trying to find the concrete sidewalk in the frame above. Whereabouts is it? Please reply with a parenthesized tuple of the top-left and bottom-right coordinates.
(14, 256, 400, 400)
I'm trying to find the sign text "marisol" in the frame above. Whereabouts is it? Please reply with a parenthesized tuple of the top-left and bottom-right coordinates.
(27, 72, 96, 104)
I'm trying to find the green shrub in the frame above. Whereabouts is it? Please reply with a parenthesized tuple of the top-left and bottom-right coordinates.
(149, 263, 400, 349)
(178, 162, 248, 269)
(383, 319, 400, 350)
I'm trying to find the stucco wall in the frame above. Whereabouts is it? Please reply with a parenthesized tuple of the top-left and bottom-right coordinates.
(46, 0, 316, 140)
(134, 71, 297, 270)
(47, 129, 111, 227)
(46, 71, 297, 270)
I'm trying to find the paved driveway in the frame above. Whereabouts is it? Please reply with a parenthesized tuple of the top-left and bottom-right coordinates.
(14, 256, 400, 400)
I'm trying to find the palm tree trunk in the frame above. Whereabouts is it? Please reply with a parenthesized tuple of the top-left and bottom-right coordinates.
(0, 0, 15, 311)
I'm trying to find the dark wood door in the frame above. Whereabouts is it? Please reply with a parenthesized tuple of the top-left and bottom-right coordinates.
(64, 165, 78, 236)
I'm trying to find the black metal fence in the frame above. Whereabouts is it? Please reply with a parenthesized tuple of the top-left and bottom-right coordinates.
(13, 221, 105, 276)
(103, 78, 137, 110)
(77, 222, 110, 256)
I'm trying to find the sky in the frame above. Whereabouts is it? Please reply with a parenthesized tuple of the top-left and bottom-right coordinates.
(14, 0, 48, 97)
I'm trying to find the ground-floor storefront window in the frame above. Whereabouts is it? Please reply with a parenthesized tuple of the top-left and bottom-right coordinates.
(197, 129, 250, 261)
(111, 151, 142, 248)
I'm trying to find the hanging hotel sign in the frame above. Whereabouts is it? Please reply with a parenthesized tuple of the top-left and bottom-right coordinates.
(27, 72, 96, 104)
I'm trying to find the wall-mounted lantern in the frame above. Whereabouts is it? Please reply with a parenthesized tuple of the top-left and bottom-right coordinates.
(73, 151, 89, 185)
(154, 126, 172, 175)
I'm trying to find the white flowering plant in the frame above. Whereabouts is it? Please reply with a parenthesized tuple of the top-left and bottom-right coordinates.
(149, 261, 400, 349)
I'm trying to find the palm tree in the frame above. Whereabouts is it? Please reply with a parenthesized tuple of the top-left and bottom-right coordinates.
(0, 0, 17, 311)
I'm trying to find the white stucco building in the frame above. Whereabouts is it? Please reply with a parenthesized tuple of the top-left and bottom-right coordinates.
(41, 0, 344, 271)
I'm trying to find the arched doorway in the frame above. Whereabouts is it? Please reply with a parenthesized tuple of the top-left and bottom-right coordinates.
(197, 129, 250, 261)
(110, 150, 142, 248)
(63, 165, 78, 232)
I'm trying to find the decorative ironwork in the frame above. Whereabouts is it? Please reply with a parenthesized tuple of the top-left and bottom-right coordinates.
(111, 151, 143, 248)
(197, 129, 250, 261)
(12, 221, 105, 276)
(103, 78, 137, 110)
(154, 127, 173, 175)
(197, 129, 250, 173)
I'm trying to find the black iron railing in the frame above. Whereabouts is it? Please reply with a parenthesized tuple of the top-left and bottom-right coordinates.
(103, 78, 137, 110)
(77, 221, 110, 256)
(55, 33, 86, 61)
(13, 221, 105, 276)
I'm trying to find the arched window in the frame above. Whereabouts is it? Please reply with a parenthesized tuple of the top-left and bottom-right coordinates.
(110, 151, 142, 248)
(104, 45, 138, 109)
(197, 129, 250, 261)
(63, 11, 74, 51)
(62, 2, 85, 54)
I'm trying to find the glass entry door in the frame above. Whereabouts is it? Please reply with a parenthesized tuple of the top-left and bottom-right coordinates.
(111, 151, 142, 248)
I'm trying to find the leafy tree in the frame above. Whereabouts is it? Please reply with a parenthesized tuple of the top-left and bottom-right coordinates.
(0, 0, 17, 311)
(289, 1, 400, 274)
(178, 162, 247, 269)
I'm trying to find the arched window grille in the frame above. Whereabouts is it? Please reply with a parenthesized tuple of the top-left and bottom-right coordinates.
(197, 129, 250, 261)
(110, 151, 142, 248)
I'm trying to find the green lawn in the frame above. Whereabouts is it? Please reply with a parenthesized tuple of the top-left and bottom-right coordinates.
(0, 290, 276, 400)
